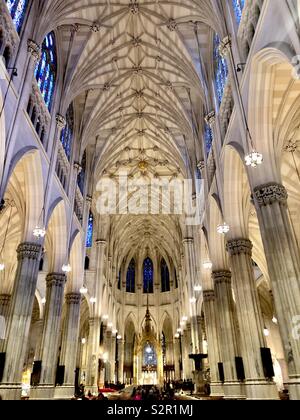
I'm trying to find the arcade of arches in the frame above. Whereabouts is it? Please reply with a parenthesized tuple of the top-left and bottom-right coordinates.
(0, 0, 300, 401)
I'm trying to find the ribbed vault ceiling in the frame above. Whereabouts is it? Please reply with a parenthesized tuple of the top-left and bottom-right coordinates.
(35, 0, 224, 264)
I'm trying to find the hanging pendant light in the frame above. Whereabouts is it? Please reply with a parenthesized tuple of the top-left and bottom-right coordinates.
(62, 264, 72, 273)
(33, 226, 46, 239)
(217, 222, 230, 235)
(245, 151, 263, 167)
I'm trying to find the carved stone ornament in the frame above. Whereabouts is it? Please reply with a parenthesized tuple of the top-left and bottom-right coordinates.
(226, 238, 253, 256)
(253, 183, 288, 207)
(17, 242, 42, 261)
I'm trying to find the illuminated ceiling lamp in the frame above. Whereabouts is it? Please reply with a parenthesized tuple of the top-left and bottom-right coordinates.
(217, 222, 230, 235)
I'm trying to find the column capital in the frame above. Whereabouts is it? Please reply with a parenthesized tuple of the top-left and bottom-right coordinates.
(197, 160, 205, 171)
(219, 36, 231, 58)
(27, 39, 40, 61)
(46, 273, 66, 288)
(65, 293, 81, 305)
(0, 294, 11, 306)
(204, 111, 216, 127)
(17, 242, 42, 261)
(226, 238, 252, 256)
(56, 114, 66, 129)
(183, 237, 194, 245)
(253, 183, 288, 207)
(86, 195, 93, 204)
(212, 270, 231, 285)
(74, 162, 82, 173)
(96, 239, 107, 247)
(203, 290, 215, 302)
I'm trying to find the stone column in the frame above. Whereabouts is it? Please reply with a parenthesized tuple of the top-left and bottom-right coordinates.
(110, 333, 116, 383)
(118, 339, 125, 384)
(202, 290, 224, 397)
(85, 317, 101, 393)
(31, 273, 66, 399)
(226, 239, 279, 399)
(54, 292, 81, 399)
(182, 325, 192, 379)
(0, 294, 11, 352)
(174, 338, 181, 380)
(104, 330, 112, 383)
(253, 183, 300, 399)
(0, 242, 41, 400)
(212, 270, 245, 399)
(182, 238, 200, 352)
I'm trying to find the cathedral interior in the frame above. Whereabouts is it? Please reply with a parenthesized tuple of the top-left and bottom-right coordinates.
(0, 0, 300, 401)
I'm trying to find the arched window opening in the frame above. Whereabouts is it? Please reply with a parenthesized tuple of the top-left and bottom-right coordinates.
(39, 258, 44, 272)
(84, 256, 90, 271)
(232, 0, 245, 26)
(60, 104, 74, 161)
(5, 0, 29, 33)
(86, 212, 93, 248)
(204, 122, 213, 157)
(78, 151, 86, 195)
(161, 259, 170, 293)
(143, 257, 154, 294)
(3, 45, 11, 68)
(213, 33, 228, 106)
(34, 32, 57, 111)
(174, 269, 178, 289)
(126, 259, 135, 293)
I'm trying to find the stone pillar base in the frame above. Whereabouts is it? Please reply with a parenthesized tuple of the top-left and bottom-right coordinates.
(245, 380, 279, 400)
(0, 384, 22, 400)
(288, 376, 300, 400)
(210, 382, 224, 398)
(85, 385, 99, 396)
(30, 385, 55, 400)
(223, 381, 246, 400)
(53, 386, 75, 400)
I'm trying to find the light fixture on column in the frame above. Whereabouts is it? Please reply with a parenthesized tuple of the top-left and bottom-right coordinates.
(177, 328, 182, 333)
(182, 316, 188, 322)
(194, 284, 202, 292)
(0, 263, 4, 272)
(175, 333, 180, 339)
(272, 316, 278, 325)
(180, 321, 185, 327)
(217, 222, 230, 235)
(117, 335, 122, 340)
(90, 297, 97, 304)
(41, 297, 46, 305)
(245, 151, 263, 168)
(112, 329, 118, 335)
(108, 322, 113, 328)
(263, 326, 270, 337)
(62, 264, 72, 273)
(190, 297, 197, 304)
(203, 261, 213, 270)
(102, 314, 109, 320)
(81, 338, 86, 345)
(80, 285, 88, 294)
(33, 226, 46, 239)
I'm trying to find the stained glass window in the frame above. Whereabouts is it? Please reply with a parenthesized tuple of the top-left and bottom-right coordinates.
(213, 34, 228, 106)
(60, 105, 74, 160)
(232, 0, 245, 26)
(161, 333, 166, 366)
(161, 259, 170, 292)
(5, 0, 28, 34)
(143, 343, 157, 367)
(205, 123, 213, 156)
(126, 259, 135, 293)
(34, 32, 57, 111)
(78, 151, 86, 195)
(143, 258, 154, 294)
(86, 212, 93, 248)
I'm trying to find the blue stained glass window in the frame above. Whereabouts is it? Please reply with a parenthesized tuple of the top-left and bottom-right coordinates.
(143, 258, 154, 294)
(86, 212, 93, 248)
(213, 34, 228, 106)
(161, 259, 170, 293)
(34, 32, 57, 111)
(78, 151, 86, 195)
(60, 105, 74, 160)
(205, 123, 213, 156)
(5, 0, 28, 34)
(143, 343, 157, 367)
(232, 0, 245, 25)
(126, 259, 136, 293)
